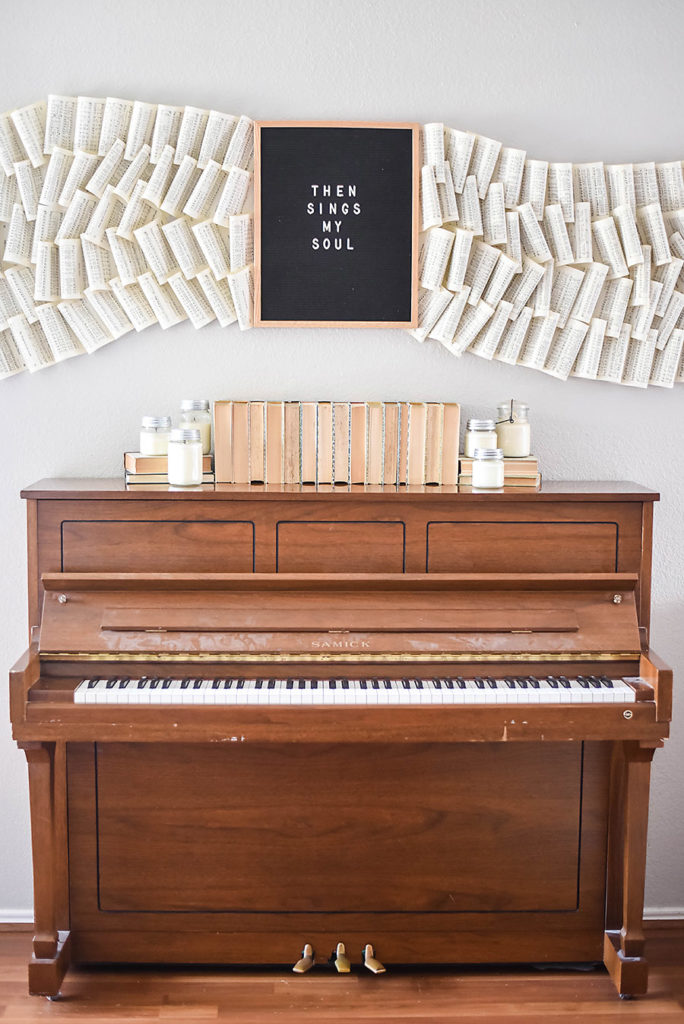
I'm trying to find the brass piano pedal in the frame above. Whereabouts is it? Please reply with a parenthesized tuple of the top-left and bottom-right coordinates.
(292, 943, 315, 974)
(362, 943, 386, 974)
(333, 941, 351, 973)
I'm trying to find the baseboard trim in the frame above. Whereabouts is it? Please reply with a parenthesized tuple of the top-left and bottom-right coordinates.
(644, 907, 684, 921)
(0, 909, 33, 931)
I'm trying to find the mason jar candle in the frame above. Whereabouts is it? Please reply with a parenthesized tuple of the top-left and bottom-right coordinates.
(139, 415, 172, 455)
(471, 448, 505, 489)
(179, 399, 212, 454)
(464, 418, 498, 458)
(495, 400, 531, 458)
(167, 428, 203, 486)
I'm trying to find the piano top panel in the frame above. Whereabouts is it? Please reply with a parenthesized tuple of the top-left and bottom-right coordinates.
(20, 479, 660, 502)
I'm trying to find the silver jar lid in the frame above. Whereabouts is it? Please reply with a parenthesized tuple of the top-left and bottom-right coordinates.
(141, 415, 172, 429)
(180, 399, 210, 412)
(466, 418, 496, 431)
(169, 428, 202, 443)
(473, 447, 504, 460)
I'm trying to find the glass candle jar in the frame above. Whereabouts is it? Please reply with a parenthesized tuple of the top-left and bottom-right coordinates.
(167, 428, 203, 486)
(464, 418, 498, 458)
(471, 448, 505, 489)
(139, 416, 172, 455)
(495, 400, 531, 458)
(179, 399, 212, 454)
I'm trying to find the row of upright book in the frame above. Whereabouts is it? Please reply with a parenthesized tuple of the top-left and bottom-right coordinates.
(214, 401, 462, 486)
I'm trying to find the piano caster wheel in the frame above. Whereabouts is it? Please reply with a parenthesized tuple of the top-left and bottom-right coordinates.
(292, 943, 315, 974)
(619, 993, 633, 1000)
(47, 994, 62, 1001)
(362, 943, 386, 974)
(332, 942, 351, 973)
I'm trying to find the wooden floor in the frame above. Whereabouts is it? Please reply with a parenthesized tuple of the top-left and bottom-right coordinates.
(1, 931, 683, 1022)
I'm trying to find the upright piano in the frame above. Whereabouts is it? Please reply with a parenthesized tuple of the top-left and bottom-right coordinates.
(9, 479, 672, 999)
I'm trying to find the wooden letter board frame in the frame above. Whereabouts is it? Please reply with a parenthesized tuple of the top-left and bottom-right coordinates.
(254, 121, 420, 328)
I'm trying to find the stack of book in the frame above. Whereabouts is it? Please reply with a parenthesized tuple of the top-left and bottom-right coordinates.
(458, 455, 540, 487)
(124, 452, 215, 485)
(214, 401, 461, 485)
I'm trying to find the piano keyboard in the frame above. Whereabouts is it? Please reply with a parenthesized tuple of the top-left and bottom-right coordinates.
(74, 675, 639, 705)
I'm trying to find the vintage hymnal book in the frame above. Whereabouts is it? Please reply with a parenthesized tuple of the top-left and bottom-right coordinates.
(301, 401, 318, 485)
(231, 401, 250, 483)
(265, 401, 284, 483)
(382, 403, 399, 487)
(314, 401, 332, 485)
(333, 402, 350, 484)
(283, 401, 300, 485)
(366, 402, 384, 485)
(124, 451, 213, 474)
(424, 403, 443, 485)
(249, 400, 265, 483)
(407, 402, 427, 485)
(350, 402, 367, 485)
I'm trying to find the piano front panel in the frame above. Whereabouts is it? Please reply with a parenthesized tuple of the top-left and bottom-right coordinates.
(275, 520, 406, 573)
(66, 739, 612, 963)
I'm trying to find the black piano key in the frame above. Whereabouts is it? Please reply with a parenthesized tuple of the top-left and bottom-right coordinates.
(414, 679, 423, 689)
(401, 678, 411, 689)
(212, 680, 221, 689)
(444, 679, 454, 690)
(255, 679, 263, 689)
(342, 679, 350, 690)
(486, 677, 498, 689)
(587, 676, 602, 689)
(371, 679, 380, 689)
(180, 678, 191, 689)
(138, 678, 150, 689)
(298, 679, 306, 689)
(328, 680, 336, 689)
(432, 679, 442, 689)
(105, 678, 117, 689)
(474, 677, 485, 689)
(504, 677, 517, 689)
(546, 676, 560, 689)
(559, 676, 571, 688)
(360, 680, 367, 689)
(267, 679, 276, 689)
(527, 676, 540, 689)
(577, 676, 590, 689)
(311, 680, 318, 689)
(223, 680, 233, 689)
(455, 678, 466, 689)
(193, 679, 203, 690)
(516, 678, 528, 689)
(237, 679, 245, 690)
(384, 679, 392, 689)
(600, 676, 614, 688)
(119, 679, 130, 689)
(150, 679, 160, 690)
(87, 678, 100, 688)
(162, 678, 172, 689)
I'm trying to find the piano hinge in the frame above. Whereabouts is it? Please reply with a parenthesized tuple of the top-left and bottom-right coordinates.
(39, 651, 639, 664)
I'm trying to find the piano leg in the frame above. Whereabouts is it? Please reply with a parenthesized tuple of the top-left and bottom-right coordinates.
(603, 741, 657, 998)
(19, 741, 71, 997)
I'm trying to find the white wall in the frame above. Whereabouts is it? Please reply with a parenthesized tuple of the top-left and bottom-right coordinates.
(0, 0, 682, 919)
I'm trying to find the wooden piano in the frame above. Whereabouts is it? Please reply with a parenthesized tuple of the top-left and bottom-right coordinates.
(9, 479, 672, 999)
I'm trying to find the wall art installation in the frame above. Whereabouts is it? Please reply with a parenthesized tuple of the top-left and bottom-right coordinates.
(0, 96, 683, 388)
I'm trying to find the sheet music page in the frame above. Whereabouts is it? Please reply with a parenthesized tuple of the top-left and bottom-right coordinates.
(448, 298, 493, 355)
(567, 201, 593, 263)
(150, 104, 183, 163)
(543, 316, 588, 379)
(517, 310, 559, 369)
(655, 289, 684, 348)
(573, 162, 608, 217)
(482, 252, 518, 306)
(468, 299, 512, 359)
(420, 165, 441, 230)
(606, 163, 636, 213)
(213, 166, 250, 226)
(11, 102, 46, 168)
(0, 113, 25, 175)
(33, 206, 62, 254)
(504, 211, 522, 266)
(495, 146, 525, 208)
(55, 188, 96, 242)
(5, 265, 38, 321)
(664, 208, 684, 237)
(114, 145, 151, 203)
(470, 134, 501, 199)
(161, 217, 208, 279)
(612, 204, 643, 268)
(550, 265, 584, 328)
(228, 213, 253, 272)
(35, 302, 84, 360)
(598, 277, 632, 337)
(592, 216, 628, 279)
(57, 297, 113, 352)
(58, 237, 85, 298)
(167, 271, 216, 328)
(39, 148, 72, 209)
(33, 240, 59, 301)
(597, 323, 631, 382)
(422, 123, 445, 170)
(84, 286, 134, 339)
(459, 175, 483, 235)
(13, 160, 43, 221)
(572, 316, 606, 379)
(227, 264, 254, 330)
(637, 203, 671, 265)
(464, 241, 499, 305)
(445, 128, 474, 193)
(183, 160, 225, 220)
(8, 312, 54, 370)
(175, 106, 209, 165)
(4, 204, 34, 266)
(116, 180, 156, 240)
(429, 286, 470, 345)
(655, 161, 684, 212)
(532, 259, 554, 318)
(143, 144, 176, 206)
(622, 328, 658, 387)
(44, 95, 76, 154)
(445, 227, 474, 291)
(192, 219, 231, 279)
(630, 245, 652, 306)
(196, 267, 237, 326)
(518, 201, 552, 262)
(495, 304, 533, 364)
(82, 186, 124, 247)
(86, 138, 125, 198)
(0, 326, 25, 377)
(0, 169, 18, 222)
(571, 261, 609, 322)
(58, 150, 99, 208)
(653, 257, 683, 316)
(504, 256, 545, 319)
(82, 236, 115, 290)
(109, 276, 158, 331)
(633, 161, 659, 208)
(651, 328, 684, 386)
(222, 115, 253, 170)
(125, 101, 157, 161)
(138, 271, 188, 328)
(74, 96, 105, 155)
(626, 279, 662, 339)
(408, 285, 451, 341)
(543, 204, 573, 265)
(135, 219, 180, 283)
(437, 162, 459, 223)
(99, 97, 133, 156)
(483, 182, 506, 245)
(0, 273, 21, 328)
(519, 159, 548, 219)
(198, 111, 237, 169)
(420, 227, 454, 290)
(547, 162, 574, 222)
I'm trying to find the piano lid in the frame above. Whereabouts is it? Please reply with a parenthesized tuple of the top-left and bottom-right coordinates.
(37, 572, 642, 662)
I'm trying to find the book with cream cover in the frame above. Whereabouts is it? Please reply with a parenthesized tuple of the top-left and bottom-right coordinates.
(316, 401, 333, 484)
(283, 401, 300, 484)
(301, 402, 317, 484)
(333, 402, 350, 483)
(349, 402, 367, 484)
(249, 401, 265, 483)
(265, 401, 284, 483)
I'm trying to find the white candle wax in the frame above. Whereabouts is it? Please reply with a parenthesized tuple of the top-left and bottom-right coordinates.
(471, 458, 504, 488)
(464, 429, 498, 457)
(139, 429, 170, 455)
(179, 416, 211, 454)
(495, 420, 531, 458)
(167, 438, 203, 485)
